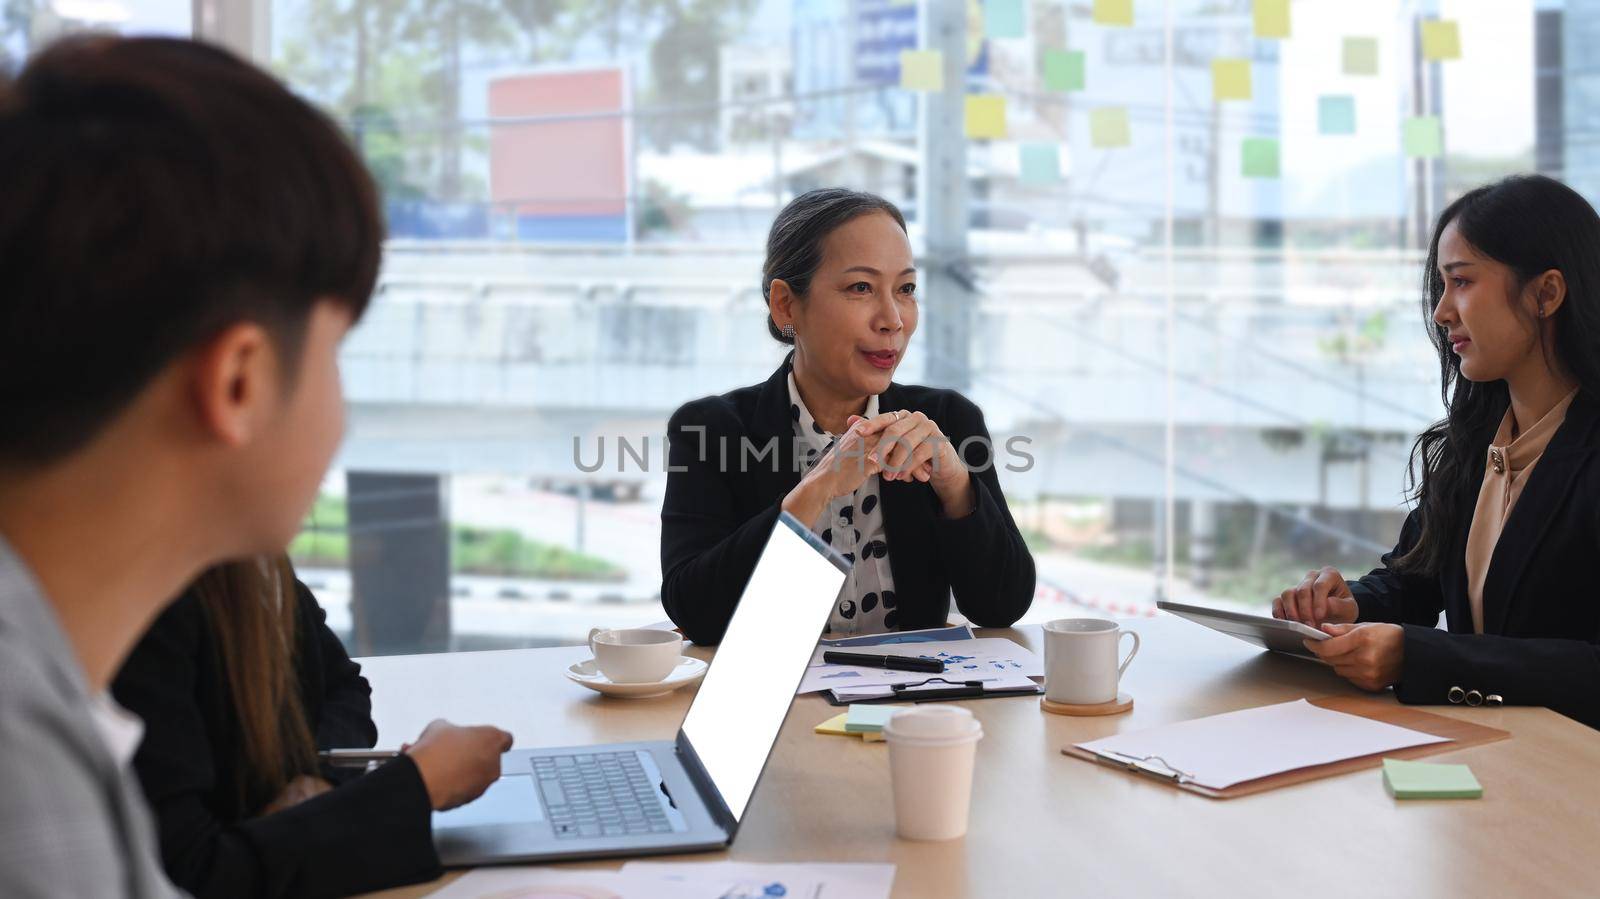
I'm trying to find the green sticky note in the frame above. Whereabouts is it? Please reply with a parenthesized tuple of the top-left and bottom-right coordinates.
(1253, 0, 1290, 39)
(1241, 137, 1279, 178)
(1343, 36, 1378, 75)
(1043, 49, 1086, 92)
(1382, 758, 1482, 799)
(965, 94, 1007, 139)
(1089, 107, 1131, 148)
(1019, 143, 1061, 185)
(845, 704, 907, 733)
(1318, 95, 1355, 135)
(900, 50, 943, 92)
(985, 0, 1025, 39)
(1421, 20, 1461, 61)
(1404, 115, 1443, 158)
(1212, 58, 1252, 101)
(1093, 0, 1133, 27)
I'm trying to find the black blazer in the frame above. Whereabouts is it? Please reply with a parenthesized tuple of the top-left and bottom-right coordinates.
(1350, 389, 1600, 729)
(112, 581, 441, 899)
(660, 355, 1036, 645)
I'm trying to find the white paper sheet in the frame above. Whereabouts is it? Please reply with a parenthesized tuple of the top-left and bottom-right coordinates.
(427, 867, 824, 899)
(797, 637, 1043, 694)
(622, 862, 895, 899)
(1075, 698, 1449, 790)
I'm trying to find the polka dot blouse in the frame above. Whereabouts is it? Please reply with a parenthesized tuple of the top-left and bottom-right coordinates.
(787, 371, 898, 635)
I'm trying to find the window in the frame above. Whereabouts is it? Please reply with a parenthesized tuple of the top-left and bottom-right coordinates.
(255, 0, 1551, 654)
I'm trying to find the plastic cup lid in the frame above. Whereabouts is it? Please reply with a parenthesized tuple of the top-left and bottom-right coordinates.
(884, 705, 983, 743)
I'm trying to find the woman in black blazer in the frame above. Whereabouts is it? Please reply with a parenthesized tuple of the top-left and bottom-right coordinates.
(661, 188, 1035, 645)
(112, 556, 511, 898)
(1274, 175, 1600, 729)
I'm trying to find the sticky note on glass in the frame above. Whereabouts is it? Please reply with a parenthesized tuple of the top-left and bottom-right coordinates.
(1212, 58, 1252, 101)
(1404, 116, 1443, 158)
(1020, 143, 1062, 185)
(965, 94, 1007, 139)
(1383, 758, 1482, 799)
(1253, 0, 1289, 39)
(1241, 137, 1279, 178)
(1318, 95, 1355, 135)
(900, 50, 943, 92)
(1343, 36, 1378, 75)
(1421, 20, 1461, 61)
(1043, 49, 1085, 92)
(1093, 0, 1133, 27)
(985, 0, 1025, 39)
(1089, 107, 1130, 148)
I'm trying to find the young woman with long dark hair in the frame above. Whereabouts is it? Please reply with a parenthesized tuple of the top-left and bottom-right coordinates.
(113, 556, 511, 898)
(1273, 174, 1600, 728)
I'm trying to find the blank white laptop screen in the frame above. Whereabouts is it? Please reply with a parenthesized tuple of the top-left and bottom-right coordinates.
(679, 515, 847, 821)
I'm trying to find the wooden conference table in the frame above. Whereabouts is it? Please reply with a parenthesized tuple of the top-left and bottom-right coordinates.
(356, 616, 1599, 898)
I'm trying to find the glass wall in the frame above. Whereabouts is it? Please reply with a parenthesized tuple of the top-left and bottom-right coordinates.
(255, 0, 1549, 654)
(1, 0, 190, 69)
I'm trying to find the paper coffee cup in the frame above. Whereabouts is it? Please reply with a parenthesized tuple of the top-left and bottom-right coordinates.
(884, 706, 983, 841)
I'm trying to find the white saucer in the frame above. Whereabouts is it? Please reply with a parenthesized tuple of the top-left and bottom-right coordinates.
(564, 656, 708, 699)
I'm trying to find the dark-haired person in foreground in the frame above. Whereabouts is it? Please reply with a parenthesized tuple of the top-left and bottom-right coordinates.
(660, 188, 1035, 645)
(1274, 174, 1600, 729)
(114, 556, 503, 898)
(0, 37, 506, 898)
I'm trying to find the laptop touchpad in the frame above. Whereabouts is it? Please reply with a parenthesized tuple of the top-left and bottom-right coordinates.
(433, 774, 544, 829)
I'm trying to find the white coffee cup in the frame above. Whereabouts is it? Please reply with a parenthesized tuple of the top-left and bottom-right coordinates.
(1042, 618, 1140, 705)
(586, 627, 683, 684)
(883, 706, 983, 841)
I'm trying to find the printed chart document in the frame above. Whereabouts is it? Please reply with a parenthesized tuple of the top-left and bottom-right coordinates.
(797, 637, 1043, 694)
(1074, 699, 1449, 790)
(623, 862, 895, 899)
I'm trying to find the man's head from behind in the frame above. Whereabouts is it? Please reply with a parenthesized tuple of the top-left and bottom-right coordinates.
(0, 36, 382, 555)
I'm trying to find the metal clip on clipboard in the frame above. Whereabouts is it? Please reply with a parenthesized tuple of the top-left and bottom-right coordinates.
(1089, 750, 1196, 785)
(889, 677, 989, 701)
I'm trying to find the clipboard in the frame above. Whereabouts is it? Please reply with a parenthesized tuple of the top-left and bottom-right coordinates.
(1060, 695, 1510, 799)
(825, 676, 1043, 706)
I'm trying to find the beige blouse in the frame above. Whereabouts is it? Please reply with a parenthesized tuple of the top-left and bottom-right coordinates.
(1463, 388, 1579, 633)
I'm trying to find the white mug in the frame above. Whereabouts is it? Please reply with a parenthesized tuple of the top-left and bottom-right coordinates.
(587, 627, 682, 684)
(1042, 618, 1140, 705)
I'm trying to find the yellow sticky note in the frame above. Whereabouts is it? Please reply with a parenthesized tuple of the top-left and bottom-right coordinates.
(900, 50, 943, 92)
(1421, 20, 1460, 61)
(815, 713, 851, 736)
(1089, 107, 1130, 148)
(1343, 36, 1378, 76)
(965, 94, 1007, 139)
(815, 712, 885, 741)
(1093, 0, 1133, 27)
(1253, 0, 1289, 39)
(1212, 58, 1252, 101)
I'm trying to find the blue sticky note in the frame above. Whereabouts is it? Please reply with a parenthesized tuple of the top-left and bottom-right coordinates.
(1019, 143, 1061, 185)
(1319, 95, 1355, 135)
(985, 0, 1026, 39)
(845, 703, 907, 733)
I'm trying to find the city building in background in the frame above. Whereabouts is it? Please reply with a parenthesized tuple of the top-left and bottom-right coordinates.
(1, 0, 1566, 656)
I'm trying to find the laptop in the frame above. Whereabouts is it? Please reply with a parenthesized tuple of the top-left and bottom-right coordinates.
(432, 510, 850, 865)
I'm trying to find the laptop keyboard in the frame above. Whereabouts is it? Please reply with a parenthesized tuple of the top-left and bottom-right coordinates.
(534, 751, 675, 839)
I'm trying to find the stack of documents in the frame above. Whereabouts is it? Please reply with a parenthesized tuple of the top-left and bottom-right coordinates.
(800, 628, 1044, 704)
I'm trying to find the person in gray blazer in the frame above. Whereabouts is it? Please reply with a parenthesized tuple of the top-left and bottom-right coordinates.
(0, 36, 506, 898)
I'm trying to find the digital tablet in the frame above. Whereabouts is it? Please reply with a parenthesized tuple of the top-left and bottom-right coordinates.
(1156, 599, 1330, 662)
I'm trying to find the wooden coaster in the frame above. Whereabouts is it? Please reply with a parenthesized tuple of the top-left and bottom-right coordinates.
(1041, 692, 1133, 717)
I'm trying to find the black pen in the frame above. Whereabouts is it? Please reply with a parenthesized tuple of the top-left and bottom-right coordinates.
(822, 650, 944, 673)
